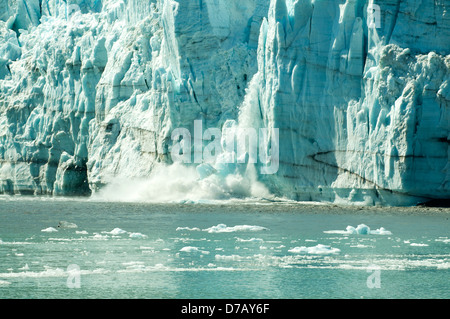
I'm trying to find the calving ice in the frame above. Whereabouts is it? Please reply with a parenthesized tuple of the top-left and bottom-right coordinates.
(171, 120, 280, 175)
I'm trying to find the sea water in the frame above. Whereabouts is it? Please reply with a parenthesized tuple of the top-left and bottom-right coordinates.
(0, 197, 448, 299)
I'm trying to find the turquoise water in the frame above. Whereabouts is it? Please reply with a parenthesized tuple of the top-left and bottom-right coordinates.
(0, 197, 448, 299)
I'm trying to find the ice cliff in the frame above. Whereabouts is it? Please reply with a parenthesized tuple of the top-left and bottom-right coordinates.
(0, 0, 448, 206)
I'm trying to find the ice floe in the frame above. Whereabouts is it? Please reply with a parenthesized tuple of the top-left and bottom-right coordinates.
(129, 232, 148, 239)
(324, 224, 392, 235)
(203, 224, 268, 233)
(41, 227, 58, 233)
(288, 244, 341, 255)
(179, 246, 209, 254)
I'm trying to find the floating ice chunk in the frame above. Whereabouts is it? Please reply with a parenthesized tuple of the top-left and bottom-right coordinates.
(180, 246, 200, 253)
(107, 228, 127, 235)
(288, 244, 341, 255)
(370, 227, 392, 235)
(57, 221, 78, 229)
(346, 224, 370, 235)
(235, 237, 264, 243)
(0, 280, 11, 287)
(176, 227, 201, 232)
(203, 224, 268, 233)
(76, 230, 88, 235)
(129, 232, 148, 239)
(324, 224, 392, 235)
(179, 246, 209, 254)
(41, 227, 58, 233)
(196, 163, 217, 180)
(410, 243, 429, 247)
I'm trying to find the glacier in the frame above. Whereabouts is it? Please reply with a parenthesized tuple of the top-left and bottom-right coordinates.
(0, 0, 449, 206)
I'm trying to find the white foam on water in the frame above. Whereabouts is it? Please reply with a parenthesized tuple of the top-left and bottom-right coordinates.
(0, 267, 109, 278)
(90, 163, 274, 203)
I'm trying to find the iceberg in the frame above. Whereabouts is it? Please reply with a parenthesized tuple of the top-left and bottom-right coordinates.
(324, 224, 392, 235)
(203, 224, 268, 233)
(0, 0, 448, 206)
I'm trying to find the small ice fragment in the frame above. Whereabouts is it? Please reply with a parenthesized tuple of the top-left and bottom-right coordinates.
(180, 246, 199, 253)
(19, 264, 29, 271)
(325, 224, 392, 235)
(410, 243, 429, 247)
(288, 244, 341, 255)
(58, 221, 78, 229)
(129, 232, 148, 239)
(176, 227, 201, 231)
(370, 227, 392, 235)
(41, 227, 58, 233)
(92, 234, 108, 240)
(179, 246, 208, 254)
(235, 237, 264, 243)
(108, 228, 127, 235)
(203, 224, 268, 233)
(196, 163, 216, 179)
